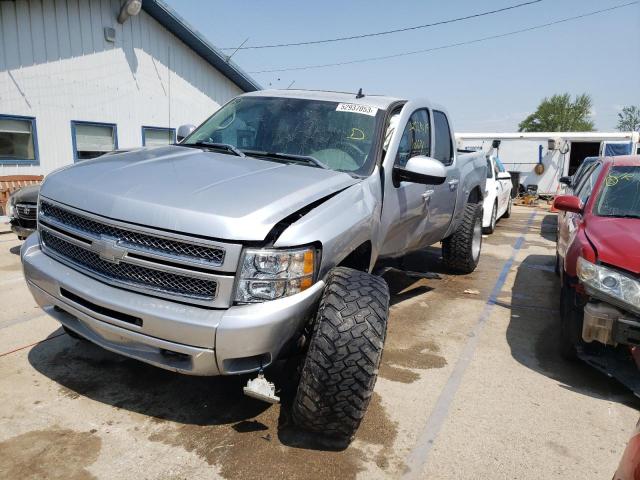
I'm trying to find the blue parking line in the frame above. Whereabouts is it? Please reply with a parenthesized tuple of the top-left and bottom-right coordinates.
(403, 210, 537, 478)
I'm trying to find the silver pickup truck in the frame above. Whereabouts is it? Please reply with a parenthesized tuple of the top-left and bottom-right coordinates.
(22, 89, 486, 442)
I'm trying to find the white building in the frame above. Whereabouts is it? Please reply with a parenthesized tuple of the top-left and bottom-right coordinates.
(457, 131, 640, 195)
(0, 0, 260, 175)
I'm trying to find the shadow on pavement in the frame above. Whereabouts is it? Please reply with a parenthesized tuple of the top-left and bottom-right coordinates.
(28, 330, 350, 453)
(505, 253, 640, 408)
(540, 214, 558, 242)
(28, 330, 272, 426)
(9, 245, 21, 256)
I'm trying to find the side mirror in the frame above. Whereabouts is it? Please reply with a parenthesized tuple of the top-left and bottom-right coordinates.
(393, 156, 447, 186)
(559, 176, 572, 186)
(497, 171, 511, 180)
(176, 124, 196, 143)
(553, 195, 582, 214)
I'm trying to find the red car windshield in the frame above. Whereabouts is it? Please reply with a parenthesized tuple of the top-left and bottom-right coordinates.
(594, 166, 640, 218)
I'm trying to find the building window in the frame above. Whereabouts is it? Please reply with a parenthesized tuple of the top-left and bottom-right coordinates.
(71, 121, 117, 161)
(142, 126, 176, 147)
(0, 115, 39, 164)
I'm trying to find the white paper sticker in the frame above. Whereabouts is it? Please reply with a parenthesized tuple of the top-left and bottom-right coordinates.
(335, 103, 378, 116)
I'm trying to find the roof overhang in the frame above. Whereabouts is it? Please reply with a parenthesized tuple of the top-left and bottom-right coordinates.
(142, 0, 261, 92)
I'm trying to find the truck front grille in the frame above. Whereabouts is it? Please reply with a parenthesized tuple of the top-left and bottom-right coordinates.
(36, 199, 238, 307)
(41, 230, 218, 301)
(16, 203, 37, 220)
(40, 201, 225, 266)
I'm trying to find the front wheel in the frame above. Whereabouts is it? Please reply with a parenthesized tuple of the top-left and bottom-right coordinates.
(442, 202, 483, 274)
(483, 202, 497, 234)
(559, 281, 584, 360)
(292, 267, 390, 442)
(503, 196, 512, 218)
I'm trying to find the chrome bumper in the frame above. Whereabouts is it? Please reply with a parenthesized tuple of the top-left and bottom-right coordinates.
(22, 233, 324, 376)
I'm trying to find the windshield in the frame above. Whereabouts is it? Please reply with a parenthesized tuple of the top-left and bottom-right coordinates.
(594, 166, 640, 218)
(183, 96, 383, 175)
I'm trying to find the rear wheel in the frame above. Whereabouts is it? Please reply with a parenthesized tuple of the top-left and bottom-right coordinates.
(559, 280, 584, 360)
(442, 202, 483, 274)
(292, 267, 390, 442)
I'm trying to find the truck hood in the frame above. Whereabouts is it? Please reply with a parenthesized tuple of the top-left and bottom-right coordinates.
(41, 146, 360, 241)
(586, 216, 640, 275)
(12, 184, 40, 203)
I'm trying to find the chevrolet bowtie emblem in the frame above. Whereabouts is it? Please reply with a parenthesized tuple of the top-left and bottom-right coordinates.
(92, 237, 127, 263)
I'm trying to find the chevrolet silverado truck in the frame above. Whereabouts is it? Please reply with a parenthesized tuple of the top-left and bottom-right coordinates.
(22, 89, 486, 442)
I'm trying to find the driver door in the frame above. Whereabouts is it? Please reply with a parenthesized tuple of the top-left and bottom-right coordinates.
(378, 107, 432, 257)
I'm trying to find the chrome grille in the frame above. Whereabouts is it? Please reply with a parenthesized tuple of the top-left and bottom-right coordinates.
(40, 201, 225, 266)
(41, 230, 218, 300)
(16, 203, 37, 220)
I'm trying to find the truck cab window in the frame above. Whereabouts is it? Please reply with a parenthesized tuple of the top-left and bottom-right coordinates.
(395, 109, 430, 168)
(433, 111, 453, 166)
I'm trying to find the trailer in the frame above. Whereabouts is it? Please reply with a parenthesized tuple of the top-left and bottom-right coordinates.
(456, 132, 640, 196)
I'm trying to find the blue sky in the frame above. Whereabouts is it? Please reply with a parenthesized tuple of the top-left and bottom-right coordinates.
(165, 0, 640, 132)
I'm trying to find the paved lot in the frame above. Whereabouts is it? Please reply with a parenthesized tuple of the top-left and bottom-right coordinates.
(0, 205, 638, 479)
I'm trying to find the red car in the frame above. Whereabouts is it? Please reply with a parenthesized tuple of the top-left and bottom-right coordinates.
(615, 419, 640, 480)
(554, 156, 640, 384)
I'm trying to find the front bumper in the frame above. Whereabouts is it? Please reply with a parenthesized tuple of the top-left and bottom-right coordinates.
(582, 300, 640, 347)
(10, 217, 36, 239)
(21, 233, 324, 376)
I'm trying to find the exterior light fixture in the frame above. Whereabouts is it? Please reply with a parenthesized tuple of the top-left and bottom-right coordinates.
(118, 0, 142, 24)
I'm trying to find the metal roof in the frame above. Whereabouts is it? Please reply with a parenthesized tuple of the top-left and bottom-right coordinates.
(243, 89, 405, 109)
(456, 132, 639, 141)
(142, 0, 261, 92)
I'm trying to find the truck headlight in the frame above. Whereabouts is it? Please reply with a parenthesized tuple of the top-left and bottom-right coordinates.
(235, 247, 316, 303)
(577, 257, 640, 312)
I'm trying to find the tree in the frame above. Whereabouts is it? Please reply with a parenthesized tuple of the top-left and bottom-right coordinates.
(518, 93, 595, 132)
(616, 106, 640, 132)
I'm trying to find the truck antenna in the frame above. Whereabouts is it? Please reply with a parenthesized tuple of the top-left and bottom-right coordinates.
(356, 88, 364, 99)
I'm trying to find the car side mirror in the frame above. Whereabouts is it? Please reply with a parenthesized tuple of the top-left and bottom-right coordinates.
(559, 176, 572, 186)
(553, 195, 582, 214)
(497, 171, 511, 180)
(176, 124, 196, 143)
(393, 156, 447, 186)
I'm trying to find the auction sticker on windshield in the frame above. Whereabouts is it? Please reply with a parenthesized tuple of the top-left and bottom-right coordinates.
(336, 103, 378, 116)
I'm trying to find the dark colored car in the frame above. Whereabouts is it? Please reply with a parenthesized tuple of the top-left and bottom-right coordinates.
(554, 155, 640, 392)
(9, 184, 39, 240)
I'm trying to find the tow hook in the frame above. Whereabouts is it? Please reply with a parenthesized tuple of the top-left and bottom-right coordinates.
(243, 371, 280, 404)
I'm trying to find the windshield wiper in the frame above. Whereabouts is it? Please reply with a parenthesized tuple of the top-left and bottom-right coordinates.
(185, 141, 245, 157)
(242, 150, 328, 169)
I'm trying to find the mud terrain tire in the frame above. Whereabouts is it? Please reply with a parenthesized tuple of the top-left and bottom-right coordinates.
(292, 267, 390, 441)
(442, 202, 483, 274)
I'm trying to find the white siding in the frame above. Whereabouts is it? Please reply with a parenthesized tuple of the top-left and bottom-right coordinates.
(0, 0, 244, 175)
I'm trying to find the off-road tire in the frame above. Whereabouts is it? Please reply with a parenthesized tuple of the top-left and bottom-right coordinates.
(483, 202, 497, 234)
(503, 196, 512, 218)
(292, 267, 390, 441)
(559, 280, 584, 360)
(442, 202, 483, 274)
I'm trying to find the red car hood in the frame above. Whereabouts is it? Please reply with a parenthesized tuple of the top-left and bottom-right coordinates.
(586, 216, 640, 275)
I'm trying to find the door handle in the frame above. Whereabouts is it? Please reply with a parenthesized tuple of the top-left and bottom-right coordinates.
(448, 179, 459, 191)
